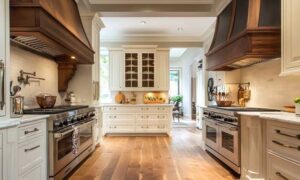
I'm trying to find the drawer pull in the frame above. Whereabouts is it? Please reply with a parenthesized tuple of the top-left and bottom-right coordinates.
(275, 172, 289, 180)
(275, 129, 300, 139)
(24, 128, 39, 135)
(272, 140, 300, 151)
(25, 145, 40, 152)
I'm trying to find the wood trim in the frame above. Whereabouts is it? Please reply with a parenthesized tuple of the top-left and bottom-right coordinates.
(247, 0, 260, 29)
(57, 56, 77, 92)
(227, 0, 237, 40)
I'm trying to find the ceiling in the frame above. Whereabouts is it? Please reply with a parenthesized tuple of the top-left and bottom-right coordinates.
(100, 17, 216, 42)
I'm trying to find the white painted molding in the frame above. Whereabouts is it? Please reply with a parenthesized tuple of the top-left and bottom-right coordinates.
(101, 35, 203, 43)
(122, 45, 158, 49)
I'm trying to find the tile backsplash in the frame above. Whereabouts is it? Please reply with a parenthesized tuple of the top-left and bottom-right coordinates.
(10, 46, 64, 108)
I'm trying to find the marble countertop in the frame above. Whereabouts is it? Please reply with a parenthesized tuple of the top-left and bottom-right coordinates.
(18, 115, 50, 124)
(0, 118, 20, 129)
(238, 111, 300, 125)
(96, 103, 174, 107)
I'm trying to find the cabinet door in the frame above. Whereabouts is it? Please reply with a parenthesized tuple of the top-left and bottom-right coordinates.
(109, 50, 122, 91)
(156, 50, 170, 90)
(0, 0, 8, 117)
(281, 0, 300, 75)
(124, 52, 139, 88)
(141, 53, 155, 88)
(19, 164, 43, 180)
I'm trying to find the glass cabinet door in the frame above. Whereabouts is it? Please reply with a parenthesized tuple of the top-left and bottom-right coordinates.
(141, 53, 155, 87)
(125, 53, 138, 88)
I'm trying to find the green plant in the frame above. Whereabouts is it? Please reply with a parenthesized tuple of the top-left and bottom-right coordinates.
(170, 95, 183, 103)
(294, 97, 300, 104)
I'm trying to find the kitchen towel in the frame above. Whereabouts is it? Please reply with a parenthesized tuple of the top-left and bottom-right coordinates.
(72, 127, 80, 155)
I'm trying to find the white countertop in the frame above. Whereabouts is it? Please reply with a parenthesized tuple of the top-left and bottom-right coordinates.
(97, 103, 174, 107)
(0, 118, 20, 129)
(238, 111, 300, 125)
(18, 115, 50, 124)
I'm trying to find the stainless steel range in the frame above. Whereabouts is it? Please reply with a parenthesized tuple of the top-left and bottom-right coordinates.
(203, 106, 280, 174)
(24, 105, 96, 180)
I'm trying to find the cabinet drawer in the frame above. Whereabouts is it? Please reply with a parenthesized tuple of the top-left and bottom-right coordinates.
(19, 164, 43, 180)
(18, 122, 44, 143)
(106, 124, 135, 133)
(268, 152, 300, 180)
(103, 106, 138, 112)
(104, 114, 135, 120)
(139, 107, 170, 112)
(18, 137, 44, 175)
(267, 121, 300, 162)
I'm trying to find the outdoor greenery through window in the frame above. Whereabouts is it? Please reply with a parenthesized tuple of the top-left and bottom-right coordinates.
(100, 48, 112, 103)
(169, 69, 181, 97)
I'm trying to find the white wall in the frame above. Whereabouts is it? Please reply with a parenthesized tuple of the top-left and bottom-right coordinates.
(10, 46, 63, 108)
(239, 58, 300, 109)
(170, 48, 203, 117)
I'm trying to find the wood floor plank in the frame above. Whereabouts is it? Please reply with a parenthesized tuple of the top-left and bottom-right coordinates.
(69, 127, 238, 180)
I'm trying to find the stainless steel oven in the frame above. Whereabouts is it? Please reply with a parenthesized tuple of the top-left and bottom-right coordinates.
(49, 119, 95, 177)
(203, 114, 241, 174)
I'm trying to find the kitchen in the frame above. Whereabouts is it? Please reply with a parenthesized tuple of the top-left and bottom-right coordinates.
(0, 0, 300, 180)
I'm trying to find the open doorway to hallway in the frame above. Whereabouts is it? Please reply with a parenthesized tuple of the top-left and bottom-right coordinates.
(169, 48, 204, 128)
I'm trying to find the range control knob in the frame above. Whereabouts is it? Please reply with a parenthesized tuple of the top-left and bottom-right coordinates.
(54, 121, 61, 127)
(89, 113, 95, 117)
(63, 119, 69, 125)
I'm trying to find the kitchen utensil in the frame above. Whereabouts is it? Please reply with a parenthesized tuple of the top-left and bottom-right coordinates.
(12, 85, 21, 96)
(221, 92, 226, 100)
(10, 96, 24, 117)
(216, 100, 234, 107)
(244, 85, 251, 100)
(36, 94, 57, 108)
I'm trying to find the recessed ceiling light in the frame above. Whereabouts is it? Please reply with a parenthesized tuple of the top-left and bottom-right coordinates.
(71, 56, 76, 60)
(140, 21, 147, 25)
(177, 27, 184, 32)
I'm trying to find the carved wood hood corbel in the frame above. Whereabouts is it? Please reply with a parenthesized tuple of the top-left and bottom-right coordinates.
(56, 56, 77, 92)
(10, 0, 95, 92)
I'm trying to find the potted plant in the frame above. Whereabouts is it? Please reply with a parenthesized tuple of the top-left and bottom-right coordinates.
(294, 97, 300, 115)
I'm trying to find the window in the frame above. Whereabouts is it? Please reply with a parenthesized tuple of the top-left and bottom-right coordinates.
(169, 69, 181, 97)
(100, 48, 112, 103)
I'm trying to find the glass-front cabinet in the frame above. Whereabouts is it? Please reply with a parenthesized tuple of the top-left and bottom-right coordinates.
(123, 50, 156, 89)
(125, 53, 139, 88)
(141, 53, 155, 88)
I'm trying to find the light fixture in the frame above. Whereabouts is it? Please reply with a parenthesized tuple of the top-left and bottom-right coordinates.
(71, 56, 76, 60)
(177, 27, 183, 32)
(140, 21, 147, 25)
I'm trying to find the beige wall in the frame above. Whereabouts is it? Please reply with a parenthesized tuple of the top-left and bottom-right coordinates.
(10, 46, 63, 108)
(237, 58, 300, 109)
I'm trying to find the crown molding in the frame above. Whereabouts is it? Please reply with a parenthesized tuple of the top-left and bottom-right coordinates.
(89, 0, 215, 4)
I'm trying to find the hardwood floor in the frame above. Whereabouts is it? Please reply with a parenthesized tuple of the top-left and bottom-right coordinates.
(69, 127, 238, 180)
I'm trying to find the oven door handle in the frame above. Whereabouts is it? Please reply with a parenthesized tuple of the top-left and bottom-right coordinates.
(54, 120, 95, 139)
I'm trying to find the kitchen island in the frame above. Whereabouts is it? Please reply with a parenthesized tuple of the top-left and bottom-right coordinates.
(100, 104, 174, 136)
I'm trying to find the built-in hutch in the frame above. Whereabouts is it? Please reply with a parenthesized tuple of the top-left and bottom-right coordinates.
(109, 45, 169, 91)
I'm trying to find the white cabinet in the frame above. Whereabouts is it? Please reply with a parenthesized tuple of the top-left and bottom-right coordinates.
(266, 120, 300, 180)
(109, 49, 123, 91)
(108, 46, 170, 91)
(17, 119, 47, 180)
(240, 115, 266, 180)
(281, 0, 300, 75)
(0, 0, 9, 117)
(102, 105, 173, 135)
(156, 49, 170, 91)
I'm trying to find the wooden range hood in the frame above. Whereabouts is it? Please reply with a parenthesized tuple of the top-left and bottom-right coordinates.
(206, 0, 281, 71)
(10, 0, 95, 92)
